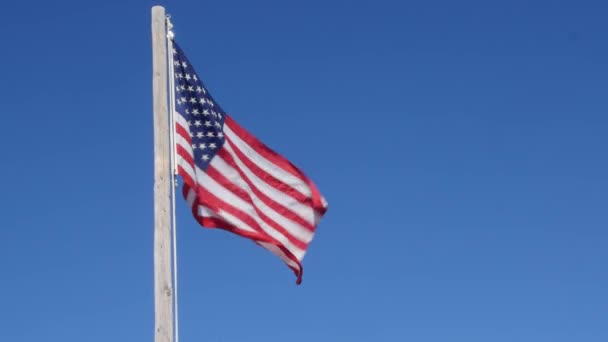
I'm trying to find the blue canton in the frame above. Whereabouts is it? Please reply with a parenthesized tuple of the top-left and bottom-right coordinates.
(172, 42, 227, 171)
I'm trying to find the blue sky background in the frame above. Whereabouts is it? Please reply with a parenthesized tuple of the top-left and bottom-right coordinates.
(1, 0, 607, 341)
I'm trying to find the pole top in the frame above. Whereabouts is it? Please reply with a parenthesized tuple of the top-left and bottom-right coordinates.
(152, 5, 165, 18)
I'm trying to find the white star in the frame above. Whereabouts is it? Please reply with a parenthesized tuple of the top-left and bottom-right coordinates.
(180, 85, 186, 91)
(217, 113, 222, 119)
(193, 75, 198, 81)
(202, 109, 210, 116)
(214, 121, 221, 128)
(202, 155, 210, 161)
(217, 132, 224, 138)
(185, 74, 191, 80)
(185, 109, 190, 114)
(192, 108, 199, 115)
(177, 73, 184, 79)
(176, 86, 180, 92)
(207, 132, 215, 137)
(189, 98, 197, 104)
(180, 97, 186, 103)
(194, 120, 202, 127)
(181, 61, 188, 68)
(196, 86, 203, 93)
(187, 121, 193, 126)
(204, 121, 212, 127)
(172, 48, 177, 55)
(208, 100, 214, 107)
(199, 98, 206, 105)
(188, 86, 194, 92)
(188, 131, 194, 138)
(196, 132, 204, 138)
(191, 144, 197, 149)
(173, 61, 180, 67)
(176, 99, 182, 105)
(209, 143, 217, 149)
(199, 143, 207, 149)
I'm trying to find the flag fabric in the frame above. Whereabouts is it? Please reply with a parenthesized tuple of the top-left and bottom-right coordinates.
(171, 41, 328, 284)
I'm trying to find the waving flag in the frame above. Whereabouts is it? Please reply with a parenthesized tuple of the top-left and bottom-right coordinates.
(171, 42, 328, 284)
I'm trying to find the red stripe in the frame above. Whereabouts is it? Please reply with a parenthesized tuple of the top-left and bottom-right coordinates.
(223, 137, 315, 208)
(182, 184, 270, 242)
(177, 165, 196, 190)
(225, 116, 303, 179)
(196, 184, 276, 242)
(183, 183, 303, 282)
(217, 147, 316, 232)
(175, 140, 197, 191)
(196, 189, 306, 267)
(205, 163, 309, 250)
(176, 145, 195, 166)
(175, 123, 192, 144)
(255, 242, 303, 284)
(278, 244, 303, 285)
(182, 183, 193, 200)
(225, 116, 327, 214)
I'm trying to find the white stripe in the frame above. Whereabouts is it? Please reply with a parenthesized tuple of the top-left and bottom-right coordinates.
(321, 196, 328, 209)
(211, 155, 314, 244)
(258, 241, 302, 267)
(224, 123, 312, 197)
(177, 157, 196, 182)
(189, 190, 259, 235)
(216, 210, 259, 234)
(175, 135, 196, 180)
(175, 133, 193, 155)
(197, 205, 217, 218)
(223, 141, 316, 226)
(198, 166, 306, 259)
(186, 188, 197, 206)
(174, 115, 197, 183)
(174, 110, 190, 128)
(186, 187, 218, 219)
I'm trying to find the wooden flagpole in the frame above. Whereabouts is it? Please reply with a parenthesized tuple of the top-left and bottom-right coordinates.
(151, 5, 174, 342)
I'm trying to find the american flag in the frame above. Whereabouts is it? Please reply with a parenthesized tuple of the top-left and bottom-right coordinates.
(171, 41, 328, 284)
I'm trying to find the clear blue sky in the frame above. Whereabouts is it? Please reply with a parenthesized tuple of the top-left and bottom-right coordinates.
(1, 0, 606, 341)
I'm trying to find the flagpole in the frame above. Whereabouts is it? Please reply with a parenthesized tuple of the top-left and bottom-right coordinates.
(151, 5, 174, 342)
